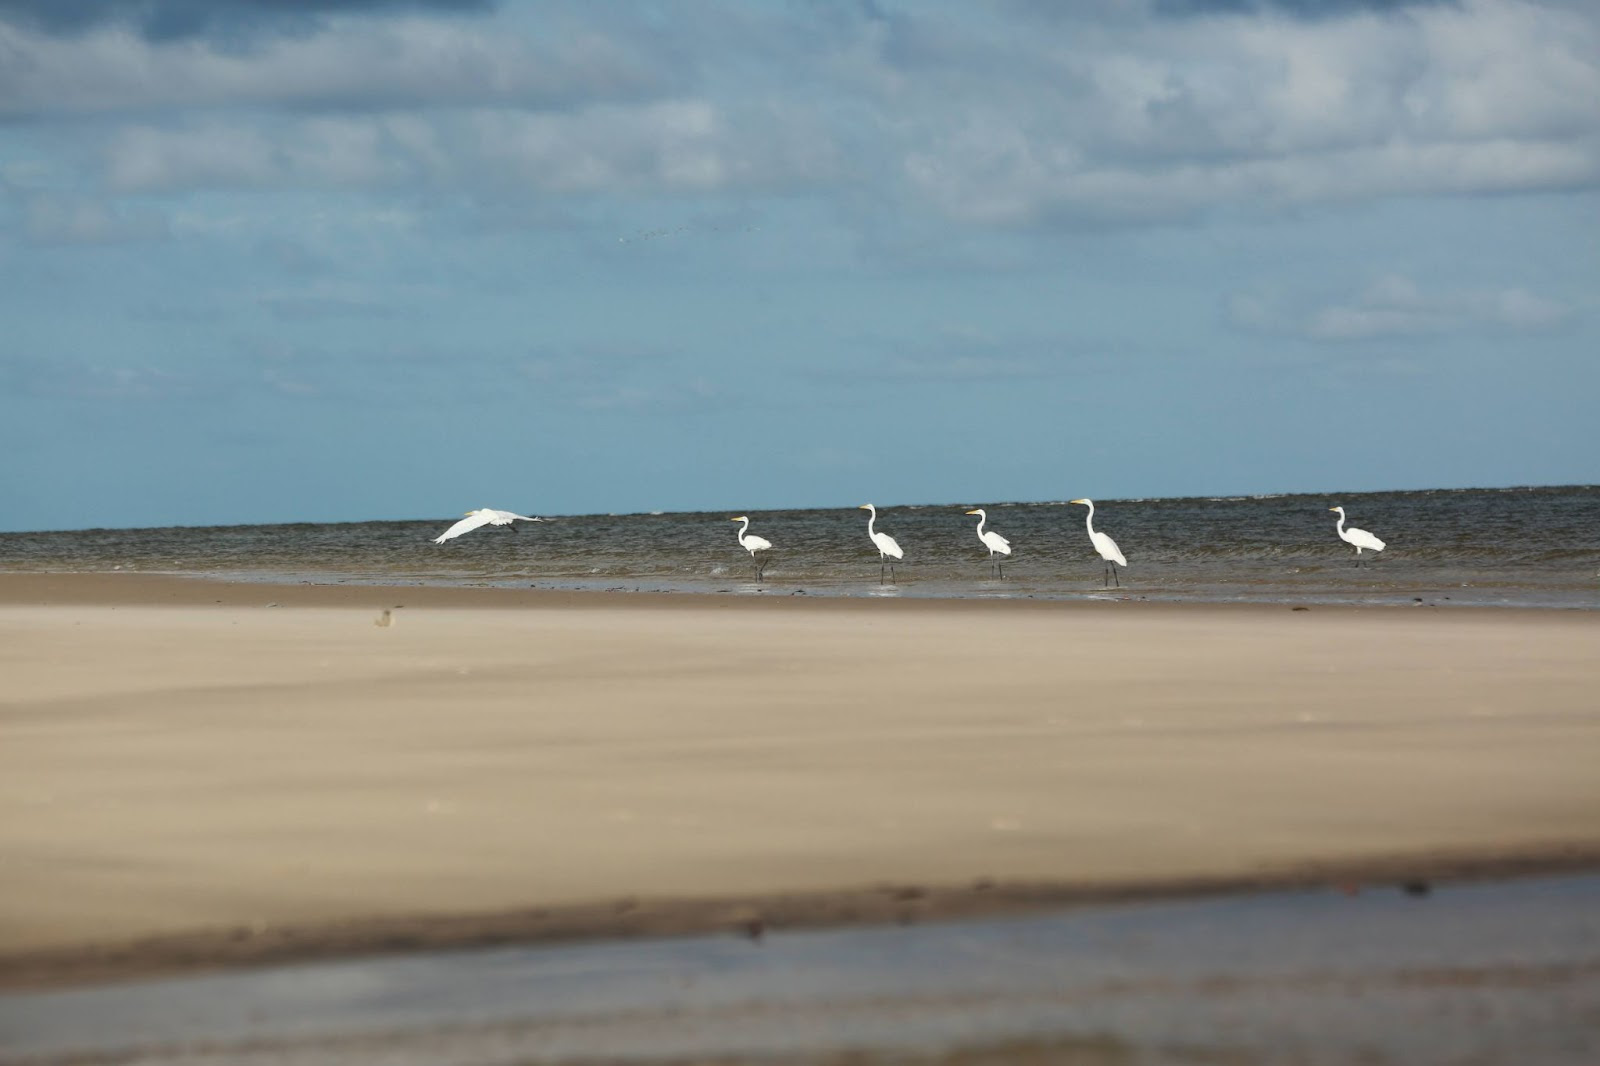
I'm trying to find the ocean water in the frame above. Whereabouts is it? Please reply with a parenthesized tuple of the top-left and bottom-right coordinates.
(1, 486, 1596, 609)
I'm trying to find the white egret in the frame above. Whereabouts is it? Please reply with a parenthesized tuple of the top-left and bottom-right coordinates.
(1329, 506, 1386, 565)
(858, 504, 904, 583)
(1069, 498, 1126, 588)
(729, 515, 774, 582)
(431, 508, 542, 544)
(964, 508, 1013, 578)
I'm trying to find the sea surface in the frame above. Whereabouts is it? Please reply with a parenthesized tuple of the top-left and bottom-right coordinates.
(2, 485, 1596, 609)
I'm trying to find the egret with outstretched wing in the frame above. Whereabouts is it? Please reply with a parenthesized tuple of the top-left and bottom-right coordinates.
(432, 508, 541, 544)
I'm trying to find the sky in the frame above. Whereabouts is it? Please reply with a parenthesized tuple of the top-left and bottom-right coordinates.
(1, 0, 1596, 532)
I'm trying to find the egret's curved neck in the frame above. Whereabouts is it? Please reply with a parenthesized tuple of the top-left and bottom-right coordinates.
(865, 506, 877, 536)
(1334, 510, 1346, 536)
(1082, 501, 1096, 537)
(736, 517, 751, 547)
(973, 511, 986, 536)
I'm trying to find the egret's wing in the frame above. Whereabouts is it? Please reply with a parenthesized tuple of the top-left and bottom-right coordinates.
(745, 535, 773, 552)
(432, 511, 495, 543)
(991, 532, 1012, 555)
(878, 533, 905, 560)
(484, 510, 538, 525)
(1096, 532, 1127, 566)
(1350, 527, 1386, 551)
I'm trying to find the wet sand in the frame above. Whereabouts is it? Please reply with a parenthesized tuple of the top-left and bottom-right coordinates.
(1, 573, 1597, 989)
(6, 875, 1597, 1065)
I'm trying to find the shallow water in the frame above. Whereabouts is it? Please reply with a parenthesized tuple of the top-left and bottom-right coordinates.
(3, 875, 1597, 1065)
(2, 485, 1596, 608)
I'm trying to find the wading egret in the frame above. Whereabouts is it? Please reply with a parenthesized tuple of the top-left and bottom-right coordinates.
(729, 515, 773, 582)
(1069, 498, 1126, 588)
(432, 508, 542, 544)
(858, 504, 904, 583)
(964, 508, 1012, 578)
(1329, 506, 1386, 565)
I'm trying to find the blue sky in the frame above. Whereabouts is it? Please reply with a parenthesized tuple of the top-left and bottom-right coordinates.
(1, 0, 1595, 532)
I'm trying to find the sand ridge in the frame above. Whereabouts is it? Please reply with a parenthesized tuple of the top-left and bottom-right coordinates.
(1, 573, 1597, 987)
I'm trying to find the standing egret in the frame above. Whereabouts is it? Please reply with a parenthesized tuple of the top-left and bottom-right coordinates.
(1329, 506, 1386, 565)
(1069, 498, 1126, 587)
(431, 508, 542, 544)
(729, 515, 773, 582)
(858, 504, 904, 583)
(964, 508, 1012, 578)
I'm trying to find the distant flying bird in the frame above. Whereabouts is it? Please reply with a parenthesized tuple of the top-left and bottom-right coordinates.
(858, 503, 905, 583)
(1329, 506, 1386, 565)
(431, 508, 542, 544)
(1069, 499, 1127, 588)
(964, 508, 1013, 578)
(729, 515, 773, 582)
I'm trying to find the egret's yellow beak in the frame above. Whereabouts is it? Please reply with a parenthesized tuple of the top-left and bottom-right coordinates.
(729, 516, 746, 522)
(858, 504, 871, 510)
(965, 509, 981, 515)
(1069, 498, 1088, 505)
(1328, 507, 1339, 512)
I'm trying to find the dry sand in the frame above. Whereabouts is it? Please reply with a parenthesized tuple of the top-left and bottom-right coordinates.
(1, 573, 1597, 988)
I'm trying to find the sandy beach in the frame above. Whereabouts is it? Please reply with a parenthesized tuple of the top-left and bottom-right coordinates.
(2, 573, 1597, 989)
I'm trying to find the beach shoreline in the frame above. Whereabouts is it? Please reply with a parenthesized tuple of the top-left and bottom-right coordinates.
(4, 846, 1598, 993)
(3, 572, 1597, 991)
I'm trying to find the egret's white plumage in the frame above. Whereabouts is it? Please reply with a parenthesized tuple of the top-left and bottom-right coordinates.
(1070, 498, 1126, 587)
(730, 515, 773, 581)
(964, 508, 1012, 577)
(859, 503, 904, 582)
(432, 508, 541, 544)
(1330, 506, 1386, 563)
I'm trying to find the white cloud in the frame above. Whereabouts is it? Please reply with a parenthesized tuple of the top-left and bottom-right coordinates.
(1233, 273, 1576, 342)
(19, 191, 168, 244)
(107, 117, 424, 192)
(5, 1, 1598, 224)
(893, 0, 1600, 223)
(102, 98, 840, 196)
(0, 16, 670, 117)
(1490, 287, 1569, 328)
(256, 281, 411, 321)
(816, 325, 1085, 384)
(471, 100, 837, 194)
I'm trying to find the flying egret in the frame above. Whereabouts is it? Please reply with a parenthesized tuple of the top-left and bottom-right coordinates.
(431, 508, 542, 544)
(1069, 498, 1127, 588)
(1329, 506, 1386, 565)
(729, 515, 774, 582)
(964, 508, 1012, 578)
(858, 504, 904, 583)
